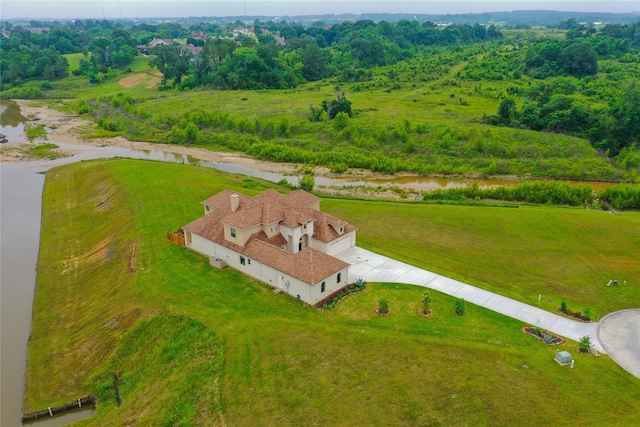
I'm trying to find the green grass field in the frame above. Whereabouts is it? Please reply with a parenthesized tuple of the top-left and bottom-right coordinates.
(26, 160, 640, 426)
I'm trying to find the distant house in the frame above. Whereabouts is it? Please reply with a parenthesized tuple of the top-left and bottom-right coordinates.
(27, 27, 50, 34)
(180, 44, 204, 57)
(149, 38, 173, 48)
(190, 31, 207, 40)
(182, 189, 357, 305)
(273, 34, 287, 47)
(232, 27, 255, 37)
(136, 45, 150, 55)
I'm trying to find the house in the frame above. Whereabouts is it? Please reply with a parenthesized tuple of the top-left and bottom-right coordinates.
(27, 27, 50, 34)
(182, 189, 357, 305)
(180, 44, 204, 57)
(190, 31, 207, 40)
(148, 38, 173, 48)
(232, 27, 255, 37)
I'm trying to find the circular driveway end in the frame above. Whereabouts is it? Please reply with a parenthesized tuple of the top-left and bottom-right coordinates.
(597, 309, 640, 379)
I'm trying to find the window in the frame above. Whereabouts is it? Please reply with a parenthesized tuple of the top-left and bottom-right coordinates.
(321, 282, 326, 293)
(240, 256, 245, 265)
(303, 223, 307, 230)
(337, 273, 341, 283)
(247, 259, 251, 265)
(230, 227, 236, 238)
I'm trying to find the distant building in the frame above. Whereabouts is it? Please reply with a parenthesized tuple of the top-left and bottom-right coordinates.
(182, 189, 357, 305)
(148, 38, 173, 48)
(180, 44, 204, 57)
(232, 27, 255, 37)
(190, 31, 207, 40)
(27, 27, 50, 34)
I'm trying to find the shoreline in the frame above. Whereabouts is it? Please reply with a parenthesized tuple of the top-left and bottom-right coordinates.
(2, 99, 304, 176)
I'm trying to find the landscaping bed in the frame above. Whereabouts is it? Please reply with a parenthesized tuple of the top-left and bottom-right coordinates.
(523, 326, 565, 346)
(315, 279, 367, 311)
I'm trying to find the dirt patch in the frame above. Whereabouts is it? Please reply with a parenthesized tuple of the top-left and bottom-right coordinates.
(119, 73, 148, 88)
(61, 236, 114, 273)
(146, 73, 162, 89)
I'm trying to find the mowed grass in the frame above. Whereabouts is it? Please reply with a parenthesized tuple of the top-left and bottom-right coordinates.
(27, 160, 640, 426)
(324, 199, 640, 316)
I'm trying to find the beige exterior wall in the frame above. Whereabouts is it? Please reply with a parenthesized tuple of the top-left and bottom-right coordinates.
(224, 223, 262, 246)
(186, 230, 346, 305)
(262, 221, 281, 238)
(279, 222, 314, 254)
(326, 230, 357, 256)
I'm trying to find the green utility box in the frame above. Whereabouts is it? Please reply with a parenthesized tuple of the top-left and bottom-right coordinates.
(555, 351, 572, 365)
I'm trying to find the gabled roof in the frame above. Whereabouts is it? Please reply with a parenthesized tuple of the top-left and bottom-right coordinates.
(245, 240, 348, 285)
(182, 189, 356, 284)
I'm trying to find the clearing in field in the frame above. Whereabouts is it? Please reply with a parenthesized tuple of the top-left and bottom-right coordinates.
(118, 72, 161, 89)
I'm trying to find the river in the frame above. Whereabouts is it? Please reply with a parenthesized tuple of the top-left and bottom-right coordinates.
(0, 99, 620, 426)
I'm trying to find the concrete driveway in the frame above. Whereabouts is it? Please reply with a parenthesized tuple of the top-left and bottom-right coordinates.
(337, 246, 605, 352)
(598, 309, 640, 379)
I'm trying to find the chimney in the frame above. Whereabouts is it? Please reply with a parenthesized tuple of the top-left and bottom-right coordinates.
(230, 193, 239, 212)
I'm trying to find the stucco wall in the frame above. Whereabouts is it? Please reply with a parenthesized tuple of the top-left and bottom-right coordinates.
(186, 231, 344, 305)
(326, 230, 357, 256)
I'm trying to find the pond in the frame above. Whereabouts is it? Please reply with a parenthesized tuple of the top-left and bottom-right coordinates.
(0, 99, 29, 142)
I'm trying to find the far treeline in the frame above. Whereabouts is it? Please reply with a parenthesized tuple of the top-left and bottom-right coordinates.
(1, 17, 639, 188)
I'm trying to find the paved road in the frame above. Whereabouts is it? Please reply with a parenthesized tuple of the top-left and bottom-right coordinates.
(598, 309, 640, 379)
(336, 246, 605, 353)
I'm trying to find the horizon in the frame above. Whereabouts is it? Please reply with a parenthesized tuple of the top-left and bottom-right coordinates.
(1, 1, 639, 21)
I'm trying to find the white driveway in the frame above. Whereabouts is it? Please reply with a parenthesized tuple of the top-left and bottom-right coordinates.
(336, 246, 604, 353)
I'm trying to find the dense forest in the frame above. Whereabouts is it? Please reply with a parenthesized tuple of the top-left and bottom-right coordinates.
(1, 15, 639, 187)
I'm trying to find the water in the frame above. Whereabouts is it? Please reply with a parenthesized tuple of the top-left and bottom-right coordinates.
(0, 99, 29, 142)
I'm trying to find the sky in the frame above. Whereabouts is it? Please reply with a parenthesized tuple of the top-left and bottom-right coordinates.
(1, 0, 638, 20)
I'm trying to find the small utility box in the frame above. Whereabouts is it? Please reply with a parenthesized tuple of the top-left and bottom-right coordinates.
(209, 257, 227, 269)
(555, 351, 573, 366)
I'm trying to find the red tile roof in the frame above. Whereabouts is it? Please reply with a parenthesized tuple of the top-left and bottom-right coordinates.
(182, 189, 356, 284)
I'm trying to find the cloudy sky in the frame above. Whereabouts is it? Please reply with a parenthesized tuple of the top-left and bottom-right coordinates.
(1, 1, 638, 20)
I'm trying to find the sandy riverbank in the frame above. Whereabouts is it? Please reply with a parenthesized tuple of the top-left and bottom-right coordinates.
(0, 100, 423, 200)
(1, 100, 302, 176)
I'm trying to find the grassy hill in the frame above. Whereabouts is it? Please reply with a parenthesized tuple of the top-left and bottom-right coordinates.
(26, 159, 640, 426)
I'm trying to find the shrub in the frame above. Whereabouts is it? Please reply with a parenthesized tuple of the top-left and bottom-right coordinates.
(455, 298, 465, 315)
(579, 335, 592, 353)
(300, 174, 315, 192)
(378, 299, 389, 314)
(583, 306, 592, 321)
(560, 301, 567, 312)
(421, 292, 432, 315)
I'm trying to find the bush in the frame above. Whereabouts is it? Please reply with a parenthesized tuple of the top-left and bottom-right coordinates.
(300, 174, 315, 192)
(583, 306, 592, 321)
(378, 299, 389, 314)
(579, 335, 592, 353)
(421, 292, 432, 315)
(560, 301, 567, 312)
(455, 298, 465, 315)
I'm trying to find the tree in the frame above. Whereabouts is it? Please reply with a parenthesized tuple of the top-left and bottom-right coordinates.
(300, 174, 315, 192)
(301, 42, 329, 81)
(559, 42, 598, 77)
(150, 45, 190, 87)
(322, 86, 352, 119)
(579, 335, 592, 353)
(497, 98, 516, 125)
(455, 298, 465, 315)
